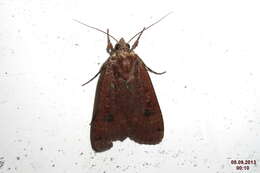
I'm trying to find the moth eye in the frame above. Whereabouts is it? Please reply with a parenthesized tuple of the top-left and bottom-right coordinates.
(126, 43, 130, 49)
(115, 44, 120, 50)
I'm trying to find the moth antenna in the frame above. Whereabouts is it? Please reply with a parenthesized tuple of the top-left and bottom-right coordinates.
(73, 19, 118, 42)
(82, 70, 101, 86)
(145, 64, 166, 75)
(127, 11, 173, 43)
(130, 27, 145, 51)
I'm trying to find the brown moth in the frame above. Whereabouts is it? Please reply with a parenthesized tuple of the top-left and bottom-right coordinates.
(75, 13, 170, 152)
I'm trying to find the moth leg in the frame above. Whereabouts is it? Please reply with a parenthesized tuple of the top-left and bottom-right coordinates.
(130, 27, 146, 51)
(106, 29, 113, 54)
(145, 64, 166, 75)
(82, 70, 101, 86)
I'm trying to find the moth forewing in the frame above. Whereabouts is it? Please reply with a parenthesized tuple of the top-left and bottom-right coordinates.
(76, 13, 171, 152)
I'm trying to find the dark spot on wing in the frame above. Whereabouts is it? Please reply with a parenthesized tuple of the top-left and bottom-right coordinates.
(96, 136, 102, 140)
(104, 113, 114, 122)
(157, 128, 163, 132)
(144, 109, 153, 116)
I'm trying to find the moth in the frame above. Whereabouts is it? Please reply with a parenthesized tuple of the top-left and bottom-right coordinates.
(75, 13, 170, 152)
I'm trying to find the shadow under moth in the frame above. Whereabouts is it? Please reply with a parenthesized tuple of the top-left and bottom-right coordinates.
(75, 13, 171, 152)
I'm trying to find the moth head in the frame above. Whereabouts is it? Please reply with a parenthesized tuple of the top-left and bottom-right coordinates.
(73, 12, 172, 55)
(114, 38, 130, 52)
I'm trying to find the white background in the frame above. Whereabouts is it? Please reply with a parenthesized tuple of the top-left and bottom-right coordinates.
(0, 0, 259, 172)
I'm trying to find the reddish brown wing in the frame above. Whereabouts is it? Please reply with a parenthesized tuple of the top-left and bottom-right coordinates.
(90, 55, 164, 152)
(90, 62, 128, 152)
(127, 57, 164, 144)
